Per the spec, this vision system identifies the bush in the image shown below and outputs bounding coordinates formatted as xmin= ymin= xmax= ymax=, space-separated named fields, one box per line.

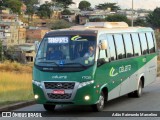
xmin=105 ymin=14 xmax=131 ymax=26
xmin=51 ymin=20 xmax=73 ymax=30
xmin=61 ymin=9 xmax=73 ymax=15
xmin=0 ymin=60 xmax=32 ymax=73
xmin=89 ymin=18 xmax=106 ymax=22
xmin=155 ymin=31 xmax=160 ymax=49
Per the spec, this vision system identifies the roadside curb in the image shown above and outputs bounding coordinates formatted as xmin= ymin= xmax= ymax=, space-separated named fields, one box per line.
xmin=0 ymin=100 xmax=36 ymax=111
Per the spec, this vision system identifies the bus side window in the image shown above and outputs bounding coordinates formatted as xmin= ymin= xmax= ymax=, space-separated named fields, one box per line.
xmin=106 ymin=34 xmax=116 ymax=61
xmin=123 ymin=34 xmax=134 ymax=58
xmin=151 ymin=32 xmax=156 ymax=53
xmin=139 ymin=33 xmax=148 ymax=55
xmin=131 ymin=33 xmax=141 ymax=56
xmin=98 ymin=45 xmax=108 ymax=66
xmin=114 ymin=34 xmax=125 ymax=59
xmin=99 ymin=48 xmax=107 ymax=58
xmin=146 ymin=32 xmax=155 ymax=53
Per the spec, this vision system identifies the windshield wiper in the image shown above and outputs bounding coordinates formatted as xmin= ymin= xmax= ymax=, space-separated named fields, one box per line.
xmin=38 ymin=61 xmax=59 ymax=66
xmin=37 ymin=57 xmax=46 ymax=60
xmin=63 ymin=63 xmax=87 ymax=68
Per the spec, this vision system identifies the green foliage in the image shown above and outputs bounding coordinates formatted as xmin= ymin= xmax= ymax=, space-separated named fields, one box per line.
xmin=51 ymin=20 xmax=72 ymax=30
xmin=23 ymin=0 xmax=39 ymax=21
xmin=58 ymin=0 xmax=75 ymax=9
xmin=0 ymin=0 xmax=4 ymax=10
xmin=134 ymin=18 xmax=148 ymax=27
xmin=155 ymin=32 xmax=160 ymax=49
xmin=78 ymin=1 xmax=91 ymax=11
xmin=2 ymin=0 xmax=22 ymax=14
xmin=61 ymin=9 xmax=72 ymax=15
xmin=146 ymin=7 xmax=160 ymax=28
xmin=89 ymin=18 xmax=105 ymax=22
xmin=105 ymin=14 xmax=131 ymax=25
xmin=23 ymin=0 xmax=39 ymax=5
xmin=37 ymin=3 xmax=53 ymax=19
xmin=96 ymin=3 xmax=120 ymax=11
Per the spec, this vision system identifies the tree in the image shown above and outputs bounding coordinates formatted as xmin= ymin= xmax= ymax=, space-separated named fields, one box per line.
xmin=37 ymin=2 xmax=53 ymax=19
xmin=61 ymin=9 xmax=72 ymax=15
xmin=51 ymin=20 xmax=72 ymax=30
xmin=89 ymin=18 xmax=105 ymax=22
xmin=0 ymin=0 xmax=4 ymax=10
xmin=58 ymin=0 xmax=75 ymax=9
xmin=134 ymin=18 xmax=148 ymax=27
xmin=78 ymin=1 xmax=91 ymax=11
xmin=96 ymin=3 xmax=120 ymax=11
xmin=105 ymin=14 xmax=131 ymax=25
xmin=146 ymin=7 xmax=160 ymax=28
xmin=51 ymin=0 xmax=62 ymax=9
xmin=23 ymin=0 xmax=39 ymax=21
xmin=2 ymin=0 xmax=22 ymax=14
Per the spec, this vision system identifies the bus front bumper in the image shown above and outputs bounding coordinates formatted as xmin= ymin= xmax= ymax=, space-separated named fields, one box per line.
xmin=32 ymin=82 xmax=100 ymax=105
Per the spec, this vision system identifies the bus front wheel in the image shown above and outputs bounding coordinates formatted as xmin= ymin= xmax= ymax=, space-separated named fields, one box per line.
xmin=43 ymin=104 xmax=56 ymax=111
xmin=92 ymin=92 xmax=105 ymax=112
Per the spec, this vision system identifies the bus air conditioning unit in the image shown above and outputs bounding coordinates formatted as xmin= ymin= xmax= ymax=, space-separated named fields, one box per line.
xmin=85 ymin=22 xmax=129 ymax=28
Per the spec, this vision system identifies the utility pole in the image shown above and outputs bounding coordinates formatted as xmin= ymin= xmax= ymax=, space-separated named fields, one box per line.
xmin=131 ymin=0 xmax=134 ymax=27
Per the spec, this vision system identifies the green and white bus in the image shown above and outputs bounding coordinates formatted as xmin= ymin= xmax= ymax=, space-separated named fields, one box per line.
xmin=33 ymin=22 xmax=157 ymax=112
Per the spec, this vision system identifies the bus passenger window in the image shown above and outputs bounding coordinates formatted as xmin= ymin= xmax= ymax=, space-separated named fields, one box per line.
xmin=98 ymin=49 xmax=108 ymax=66
xmin=139 ymin=33 xmax=148 ymax=55
xmin=123 ymin=34 xmax=134 ymax=58
xmin=146 ymin=32 xmax=155 ymax=53
xmin=114 ymin=34 xmax=125 ymax=59
xmin=131 ymin=33 xmax=141 ymax=56
xmin=99 ymin=50 xmax=106 ymax=59
xmin=106 ymin=35 xmax=116 ymax=61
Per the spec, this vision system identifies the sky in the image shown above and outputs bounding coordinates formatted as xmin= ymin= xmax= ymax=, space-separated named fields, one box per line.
xmin=71 ymin=0 xmax=160 ymax=10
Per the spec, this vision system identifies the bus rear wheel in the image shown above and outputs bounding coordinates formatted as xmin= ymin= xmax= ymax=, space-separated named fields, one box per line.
xmin=133 ymin=80 xmax=143 ymax=97
xmin=92 ymin=92 xmax=105 ymax=112
xmin=128 ymin=80 xmax=143 ymax=98
xmin=43 ymin=104 xmax=56 ymax=111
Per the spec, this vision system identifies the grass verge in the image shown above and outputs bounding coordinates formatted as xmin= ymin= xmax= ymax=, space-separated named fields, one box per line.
xmin=0 ymin=61 xmax=33 ymax=107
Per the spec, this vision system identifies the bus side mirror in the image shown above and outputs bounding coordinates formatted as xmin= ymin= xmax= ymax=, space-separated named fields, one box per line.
xmin=35 ymin=41 xmax=40 ymax=53
xmin=99 ymin=40 xmax=107 ymax=50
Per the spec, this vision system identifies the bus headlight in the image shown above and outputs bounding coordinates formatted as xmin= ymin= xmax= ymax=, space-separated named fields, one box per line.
xmin=78 ymin=80 xmax=94 ymax=89
xmin=32 ymin=80 xmax=42 ymax=88
xmin=84 ymin=95 xmax=90 ymax=101
xmin=34 ymin=94 xmax=39 ymax=99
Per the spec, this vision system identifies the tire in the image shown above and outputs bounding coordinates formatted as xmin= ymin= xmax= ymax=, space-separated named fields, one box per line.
xmin=133 ymin=80 xmax=143 ymax=98
xmin=92 ymin=92 xmax=105 ymax=112
xmin=128 ymin=92 xmax=134 ymax=98
xmin=43 ymin=104 xmax=56 ymax=111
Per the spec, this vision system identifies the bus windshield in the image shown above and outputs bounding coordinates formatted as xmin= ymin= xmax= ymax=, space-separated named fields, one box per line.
xmin=35 ymin=35 xmax=96 ymax=69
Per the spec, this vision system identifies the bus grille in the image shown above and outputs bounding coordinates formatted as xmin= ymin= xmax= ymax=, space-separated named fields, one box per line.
xmin=44 ymin=82 xmax=75 ymax=89
xmin=47 ymin=93 xmax=72 ymax=99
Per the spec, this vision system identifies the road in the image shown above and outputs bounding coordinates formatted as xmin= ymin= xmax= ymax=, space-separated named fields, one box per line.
xmin=1 ymin=78 xmax=160 ymax=120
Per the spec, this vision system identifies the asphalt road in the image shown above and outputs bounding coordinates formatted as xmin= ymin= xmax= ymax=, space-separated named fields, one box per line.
xmin=1 ymin=78 xmax=160 ymax=120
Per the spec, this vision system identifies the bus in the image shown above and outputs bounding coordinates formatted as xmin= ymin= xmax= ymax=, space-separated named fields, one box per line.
xmin=32 ymin=22 xmax=157 ymax=112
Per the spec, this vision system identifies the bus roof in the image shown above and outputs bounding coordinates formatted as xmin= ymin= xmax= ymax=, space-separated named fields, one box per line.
xmin=45 ymin=22 xmax=153 ymax=37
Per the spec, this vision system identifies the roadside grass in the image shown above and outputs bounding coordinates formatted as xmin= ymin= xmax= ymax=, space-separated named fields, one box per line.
xmin=0 ymin=61 xmax=34 ymax=107
xmin=0 ymin=72 xmax=34 ymax=107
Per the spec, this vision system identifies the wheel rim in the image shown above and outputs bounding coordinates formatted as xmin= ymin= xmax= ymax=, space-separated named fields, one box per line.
xmin=138 ymin=82 xmax=142 ymax=95
xmin=98 ymin=95 xmax=104 ymax=109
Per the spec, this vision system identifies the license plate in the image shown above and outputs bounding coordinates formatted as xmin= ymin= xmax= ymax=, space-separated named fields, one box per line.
xmin=53 ymin=90 xmax=65 ymax=94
